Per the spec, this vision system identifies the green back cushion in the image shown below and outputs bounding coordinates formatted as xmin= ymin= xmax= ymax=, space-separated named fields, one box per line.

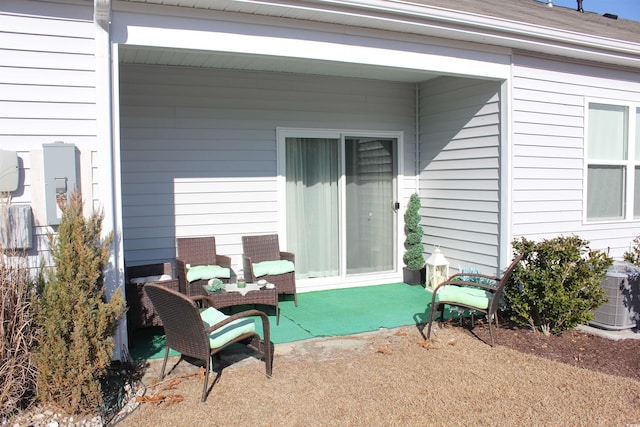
xmin=200 ymin=307 xmax=256 ymax=348
xmin=435 ymin=285 xmax=492 ymax=310
xmin=187 ymin=264 xmax=231 ymax=282
xmin=252 ymin=260 xmax=295 ymax=277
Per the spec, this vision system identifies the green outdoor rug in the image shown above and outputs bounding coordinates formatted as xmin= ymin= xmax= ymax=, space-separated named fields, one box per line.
xmin=129 ymin=283 xmax=433 ymax=361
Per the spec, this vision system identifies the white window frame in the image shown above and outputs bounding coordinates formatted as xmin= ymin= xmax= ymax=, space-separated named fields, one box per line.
xmin=583 ymin=98 xmax=639 ymax=223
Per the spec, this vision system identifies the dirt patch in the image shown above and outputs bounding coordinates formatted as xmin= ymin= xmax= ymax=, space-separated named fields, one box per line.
xmin=118 ymin=323 xmax=640 ymax=426
xmin=472 ymin=321 xmax=640 ymax=382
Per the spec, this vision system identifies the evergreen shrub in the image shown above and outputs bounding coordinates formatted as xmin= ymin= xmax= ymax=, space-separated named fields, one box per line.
xmin=34 ymin=191 xmax=125 ymax=414
xmin=623 ymin=235 xmax=640 ymax=266
xmin=504 ymin=235 xmax=611 ymax=335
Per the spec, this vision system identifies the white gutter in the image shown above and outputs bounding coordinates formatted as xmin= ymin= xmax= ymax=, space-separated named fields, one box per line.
xmin=228 ymin=0 xmax=640 ymax=68
xmin=95 ymin=0 xmax=126 ymax=361
xmin=414 ymin=83 xmax=419 ymax=193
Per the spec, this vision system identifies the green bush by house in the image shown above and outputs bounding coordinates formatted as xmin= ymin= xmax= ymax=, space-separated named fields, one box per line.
xmin=34 ymin=191 xmax=125 ymax=414
xmin=504 ymin=235 xmax=611 ymax=336
xmin=623 ymin=235 xmax=640 ymax=266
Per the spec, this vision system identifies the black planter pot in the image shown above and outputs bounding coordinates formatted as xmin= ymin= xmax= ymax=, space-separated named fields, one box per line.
xmin=403 ymin=266 xmax=426 ymax=286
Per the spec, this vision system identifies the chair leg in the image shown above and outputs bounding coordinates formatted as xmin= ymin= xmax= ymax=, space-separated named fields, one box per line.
xmin=426 ymin=303 xmax=438 ymax=339
xmin=488 ymin=319 xmax=495 ymax=347
xmin=265 ymin=341 xmax=274 ymax=377
xmin=202 ymin=356 xmax=211 ymax=402
xmin=293 ymin=292 xmax=298 ymax=307
xmin=160 ymin=346 xmax=170 ymax=380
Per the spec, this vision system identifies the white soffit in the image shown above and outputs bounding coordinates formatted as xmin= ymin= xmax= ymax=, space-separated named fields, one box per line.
xmin=118 ymin=45 xmax=442 ymax=83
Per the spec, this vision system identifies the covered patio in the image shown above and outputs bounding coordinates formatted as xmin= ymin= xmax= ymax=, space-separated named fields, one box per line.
xmin=109 ymin=0 xmax=510 ymax=358
xmin=128 ymin=282 xmax=433 ymax=360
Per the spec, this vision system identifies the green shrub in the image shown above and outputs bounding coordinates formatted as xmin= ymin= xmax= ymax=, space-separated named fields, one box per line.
xmin=504 ymin=235 xmax=611 ymax=336
xmin=623 ymin=235 xmax=640 ymax=266
xmin=403 ymin=193 xmax=425 ymax=270
xmin=34 ymin=191 xmax=125 ymax=414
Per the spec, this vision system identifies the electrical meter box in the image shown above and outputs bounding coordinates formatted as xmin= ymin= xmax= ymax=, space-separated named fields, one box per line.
xmin=43 ymin=142 xmax=77 ymax=225
xmin=0 ymin=149 xmax=19 ymax=192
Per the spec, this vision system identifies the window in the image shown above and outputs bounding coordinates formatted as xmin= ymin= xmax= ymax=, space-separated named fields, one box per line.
xmin=586 ymin=102 xmax=639 ymax=221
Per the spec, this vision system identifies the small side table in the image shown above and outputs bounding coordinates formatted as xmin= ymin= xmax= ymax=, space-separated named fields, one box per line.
xmin=204 ymin=284 xmax=280 ymax=325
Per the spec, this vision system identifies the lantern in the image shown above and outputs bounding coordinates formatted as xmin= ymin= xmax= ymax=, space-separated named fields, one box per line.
xmin=425 ymin=246 xmax=449 ymax=290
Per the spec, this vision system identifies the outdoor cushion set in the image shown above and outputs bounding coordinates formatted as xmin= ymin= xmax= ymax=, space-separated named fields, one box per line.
xmin=124 ymin=235 xmax=290 ymax=400
xmin=126 ymin=235 xmax=296 ymax=331
xmin=426 ymin=254 xmax=524 ymax=347
xmin=144 ymin=283 xmax=274 ymax=402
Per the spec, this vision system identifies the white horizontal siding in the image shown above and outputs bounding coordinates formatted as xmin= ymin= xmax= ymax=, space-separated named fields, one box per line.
xmin=0 ymin=101 xmax=97 ymax=119
xmin=511 ymin=53 xmax=640 ymax=258
xmin=419 ymin=76 xmax=502 ymax=273
xmin=0 ymin=67 xmax=95 ymax=87
xmin=120 ymin=64 xmax=416 ymax=267
xmin=0 ymin=0 xmax=96 ymax=271
xmin=0 ymin=0 xmax=96 ymax=142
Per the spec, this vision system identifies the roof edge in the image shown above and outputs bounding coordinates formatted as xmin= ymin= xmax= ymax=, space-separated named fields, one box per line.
xmin=227 ymin=0 xmax=640 ymax=68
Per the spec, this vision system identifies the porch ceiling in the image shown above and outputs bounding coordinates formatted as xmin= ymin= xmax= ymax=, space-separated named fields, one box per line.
xmin=119 ymin=45 xmax=442 ymax=83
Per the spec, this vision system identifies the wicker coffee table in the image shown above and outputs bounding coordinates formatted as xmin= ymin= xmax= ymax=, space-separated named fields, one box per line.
xmin=203 ymin=283 xmax=280 ymax=325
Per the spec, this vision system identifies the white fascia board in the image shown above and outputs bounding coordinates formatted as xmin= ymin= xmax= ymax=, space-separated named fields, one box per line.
xmin=223 ymin=0 xmax=640 ymax=68
xmin=337 ymin=0 xmax=639 ymax=54
xmin=111 ymin=5 xmax=510 ymax=80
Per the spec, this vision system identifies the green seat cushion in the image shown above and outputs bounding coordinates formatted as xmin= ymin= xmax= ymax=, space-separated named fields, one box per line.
xmin=186 ymin=264 xmax=231 ymax=282
xmin=435 ymin=285 xmax=492 ymax=310
xmin=200 ymin=307 xmax=256 ymax=348
xmin=252 ymin=260 xmax=295 ymax=278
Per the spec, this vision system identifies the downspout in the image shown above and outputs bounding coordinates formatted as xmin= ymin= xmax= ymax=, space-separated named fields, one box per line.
xmin=95 ymin=0 xmax=124 ymax=361
xmin=415 ymin=83 xmax=420 ymax=192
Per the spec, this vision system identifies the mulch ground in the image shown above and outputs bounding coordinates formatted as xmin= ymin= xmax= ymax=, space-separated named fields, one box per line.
xmin=458 ymin=318 xmax=640 ymax=382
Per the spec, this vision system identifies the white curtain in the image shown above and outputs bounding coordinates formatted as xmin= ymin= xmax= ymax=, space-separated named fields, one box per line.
xmin=635 ymin=108 xmax=640 ymax=217
xmin=587 ymin=104 xmax=628 ymax=219
xmin=635 ymin=167 xmax=640 ymax=218
xmin=587 ymin=166 xmax=624 ymax=219
xmin=286 ymin=138 xmax=340 ymax=278
xmin=588 ymin=103 xmax=628 ymax=160
xmin=635 ymin=108 xmax=640 ymax=161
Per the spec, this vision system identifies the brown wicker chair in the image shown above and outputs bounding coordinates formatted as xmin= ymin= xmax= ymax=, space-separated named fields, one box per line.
xmin=144 ymin=283 xmax=273 ymax=402
xmin=426 ymin=254 xmax=524 ymax=346
xmin=242 ymin=234 xmax=298 ymax=306
xmin=176 ymin=236 xmax=232 ymax=297
xmin=125 ymin=262 xmax=179 ymax=332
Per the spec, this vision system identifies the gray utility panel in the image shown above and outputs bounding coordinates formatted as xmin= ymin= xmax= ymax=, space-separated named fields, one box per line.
xmin=43 ymin=142 xmax=77 ymax=225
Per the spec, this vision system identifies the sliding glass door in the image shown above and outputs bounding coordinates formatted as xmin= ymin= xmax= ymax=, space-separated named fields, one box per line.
xmin=345 ymin=137 xmax=395 ymax=274
xmin=284 ymin=132 xmax=398 ymax=280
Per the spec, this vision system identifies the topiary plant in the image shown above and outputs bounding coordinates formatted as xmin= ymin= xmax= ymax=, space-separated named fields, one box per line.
xmin=34 ymin=190 xmax=125 ymax=414
xmin=403 ymin=193 xmax=425 ymax=270
xmin=504 ymin=235 xmax=611 ymax=336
